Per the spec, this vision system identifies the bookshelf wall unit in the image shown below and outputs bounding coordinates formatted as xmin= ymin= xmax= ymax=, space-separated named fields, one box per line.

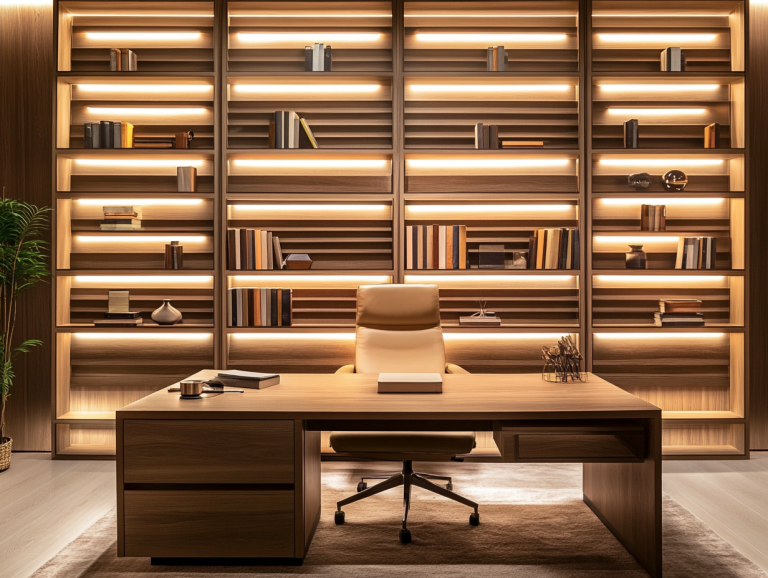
xmin=52 ymin=0 xmax=750 ymax=459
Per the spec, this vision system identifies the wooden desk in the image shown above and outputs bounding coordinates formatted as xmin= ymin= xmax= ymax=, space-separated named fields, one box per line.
xmin=116 ymin=372 xmax=662 ymax=577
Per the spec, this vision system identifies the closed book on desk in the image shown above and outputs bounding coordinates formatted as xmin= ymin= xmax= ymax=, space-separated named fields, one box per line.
xmin=378 ymin=373 xmax=443 ymax=393
xmin=217 ymin=369 xmax=280 ymax=389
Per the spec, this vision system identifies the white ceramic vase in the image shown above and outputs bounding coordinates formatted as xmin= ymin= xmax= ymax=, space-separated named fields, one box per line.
xmin=151 ymin=300 xmax=182 ymax=325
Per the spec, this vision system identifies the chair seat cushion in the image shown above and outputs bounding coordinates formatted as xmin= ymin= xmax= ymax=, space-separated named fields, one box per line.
xmin=329 ymin=431 xmax=475 ymax=455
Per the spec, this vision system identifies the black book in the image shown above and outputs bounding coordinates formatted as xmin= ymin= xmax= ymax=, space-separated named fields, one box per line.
xmin=230 ymin=288 xmax=238 ymax=327
xmin=270 ymin=288 xmax=278 ymax=326
xmin=104 ymin=311 xmax=142 ymax=319
xmin=274 ymin=110 xmax=283 ymax=149
xmin=324 ymin=45 xmax=332 ymax=72
xmin=489 ymin=125 xmax=499 ymax=149
xmin=559 ymin=228 xmax=569 ymax=269
xmin=282 ymin=288 xmax=292 ymax=326
xmin=572 ymin=229 xmax=580 ymax=269
xmin=84 ymin=122 xmax=92 ymax=148
xmin=624 ymin=119 xmax=639 ymax=149
xmin=452 ymin=225 xmax=460 ymax=269
xmin=527 ymin=236 xmax=536 ymax=269
xmin=91 ymin=122 xmax=100 ymax=149
xmin=304 ymin=46 xmax=313 ymax=71
xmin=100 ymin=121 xmax=114 ymax=149
xmin=412 ymin=225 xmax=418 ymax=269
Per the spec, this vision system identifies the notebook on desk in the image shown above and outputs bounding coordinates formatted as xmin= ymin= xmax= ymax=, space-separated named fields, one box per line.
xmin=378 ymin=373 xmax=443 ymax=394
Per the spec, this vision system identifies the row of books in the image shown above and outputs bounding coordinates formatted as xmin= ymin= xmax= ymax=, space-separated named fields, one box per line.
xmin=226 ymin=229 xmax=284 ymax=270
xmin=84 ymin=121 xmax=134 ymax=149
xmin=675 ymin=237 xmax=717 ymax=270
xmin=528 ymin=228 xmax=580 ymax=270
xmin=486 ymin=46 xmax=509 ymax=71
xmin=641 ymin=205 xmax=666 ymax=232
xmin=473 ymin=123 xmax=544 ymax=149
xmin=660 ymin=47 xmax=685 ymax=72
xmin=228 ymin=288 xmax=292 ymax=327
xmin=100 ymin=205 xmax=142 ymax=231
xmin=109 ymin=48 xmax=138 ymax=71
xmin=405 ymin=225 xmax=468 ymax=270
xmin=304 ymin=44 xmax=332 ymax=71
xmin=270 ymin=111 xmax=318 ymax=149
xmin=654 ymin=299 xmax=704 ymax=327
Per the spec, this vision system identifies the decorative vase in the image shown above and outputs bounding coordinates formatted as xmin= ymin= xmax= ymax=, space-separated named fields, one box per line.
xmin=625 ymin=245 xmax=647 ymax=269
xmin=151 ymin=300 xmax=182 ymax=325
xmin=662 ymin=169 xmax=688 ymax=191
xmin=510 ymin=251 xmax=527 ymax=269
xmin=0 ymin=437 xmax=12 ymax=472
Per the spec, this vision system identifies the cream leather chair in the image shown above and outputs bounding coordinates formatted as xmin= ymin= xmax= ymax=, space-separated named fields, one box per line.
xmin=330 ymin=284 xmax=480 ymax=544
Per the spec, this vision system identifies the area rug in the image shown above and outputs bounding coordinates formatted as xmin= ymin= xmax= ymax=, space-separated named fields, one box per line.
xmin=31 ymin=462 xmax=767 ymax=578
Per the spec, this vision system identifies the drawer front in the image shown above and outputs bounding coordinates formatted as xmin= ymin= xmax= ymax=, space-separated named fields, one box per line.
xmin=124 ymin=420 xmax=294 ymax=484
xmin=124 ymin=490 xmax=294 ymax=558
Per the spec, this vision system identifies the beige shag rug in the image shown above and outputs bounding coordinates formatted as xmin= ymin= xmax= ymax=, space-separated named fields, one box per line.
xmin=32 ymin=462 xmax=767 ymax=578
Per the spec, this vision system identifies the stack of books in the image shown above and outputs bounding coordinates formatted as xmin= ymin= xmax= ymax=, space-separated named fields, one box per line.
xmin=527 ymin=228 xmax=580 ymax=270
xmin=100 ymin=205 xmax=142 ymax=231
xmin=208 ymin=370 xmax=280 ymax=390
xmin=227 ymin=287 xmax=292 ymax=327
xmin=654 ymin=299 xmax=704 ymax=327
xmin=704 ymin=123 xmax=721 ymax=148
xmin=304 ymin=43 xmax=332 ymax=71
xmin=84 ymin=121 xmax=133 ymax=148
xmin=94 ymin=289 xmax=143 ymax=327
xmin=675 ymin=237 xmax=717 ymax=269
xmin=226 ymin=229 xmax=283 ymax=270
xmin=109 ymin=48 xmax=138 ymax=71
xmin=405 ymin=225 xmax=467 ymax=270
xmin=474 ymin=123 xmax=500 ymax=149
xmin=641 ymin=205 xmax=666 ymax=231
xmin=487 ymin=46 xmax=508 ymax=71
xmin=270 ymin=111 xmax=318 ymax=149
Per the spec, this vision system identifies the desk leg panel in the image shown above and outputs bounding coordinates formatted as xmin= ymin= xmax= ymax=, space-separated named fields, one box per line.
xmin=583 ymin=417 xmax=662 ymax=578
xmin=295 ymin=421 xmax=321 ymax=558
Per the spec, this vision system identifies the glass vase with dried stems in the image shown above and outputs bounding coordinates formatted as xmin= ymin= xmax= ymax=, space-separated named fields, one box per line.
xmin=0 ymin=188 xmax=51 ymax=471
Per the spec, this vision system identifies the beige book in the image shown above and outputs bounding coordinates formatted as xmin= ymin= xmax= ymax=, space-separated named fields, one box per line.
xmin=378 ymin=373 xmax=443 ymax=394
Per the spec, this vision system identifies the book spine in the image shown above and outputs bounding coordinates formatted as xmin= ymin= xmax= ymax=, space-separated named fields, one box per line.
xmin=99 ymin=121 xmax=112 ymax=149
xmin=446 ymin=225 xmax=454 ymax=269
xmin=675 ymin=237 xmax=685 ymax=269
xmin=324 ymin=45 xmax=332 ymax=72
xmin=84 ymin=123 xmax=92 ymax=148
xmin=110 ymin=48 xmax=119 ymax=71
xmin=406 ymin=225 xmax=413 ymax=269
xmin=527 ymin=236 xmax=535 ymax=269
xmin=475 ymin=123 xmax=484 ymax=149
xmin=261 ymin=230 xmax=268 ymax=271
xmin=458 ymin=225 xmax=467 ymax=269
xmin=239 ymin=228 xmax=247 ymax=270
xmin=452 ymin=225 xmax=460 ymax=269
xmin=121 ymin=50 xmax=129 ymax=72
xmin=270 ymin=288 xmax=278 ymax=327
xmin=487 ymin=47 xmax=493 ymax=71
xmin=483 ymin=124 xmax=490 ymax=149
xmin=499 ymin=47 xmax=507 ymax=71
xmin=422 ymin=225 xmax=428 ymax=269
xmin=492 ymin=46 xmax=498 ymax=71
xmin=304 ymin=46 xmax=313 ymax=71
xmin=282 ymin=288 xmax=292 ymax=326
xmin=130 ymin=50 xmax=137 ymax=71
xmin=439 ymin=225 xmax=446 ymax=270
xmin=113 ymin=121 xmax=121 ymax=148
xmin=274 ymin=111 xmax=283 ymax=149
xmin=489 ymin=125 xmax=499 ymax=149
xmin=624 ymin=119 xmax=639 ymax=149
xmin=432 ymin=224 xmax=439 ymax=270
xmin=277 ymin=289 xmax=283 ymax=327
xmin=425 ymin=224 xmax=433 ymax=269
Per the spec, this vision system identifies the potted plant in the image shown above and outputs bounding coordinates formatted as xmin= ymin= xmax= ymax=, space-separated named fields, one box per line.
xmin=0 ymin=190 xmax=51 ymax=472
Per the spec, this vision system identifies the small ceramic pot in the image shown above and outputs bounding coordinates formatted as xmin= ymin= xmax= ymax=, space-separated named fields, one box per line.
xmin=151 ymin=300 xmax=182 ymax=325
xmin=625 ymin=245 xmax=647 ymax=269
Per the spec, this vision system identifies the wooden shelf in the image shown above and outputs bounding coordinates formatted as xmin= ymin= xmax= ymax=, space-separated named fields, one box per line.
xmin=57 ymin=411 xmax=116 ymax=421
xmin=663 ymin=445 xmax=743 ymax=457
xmin=662 ymin=411 xmax=744 ymax=421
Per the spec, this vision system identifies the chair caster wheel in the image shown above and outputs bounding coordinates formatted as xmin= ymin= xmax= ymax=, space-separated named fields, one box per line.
xmin=335 ymin=511 xmax=345 ymax=525
xmin=399 ymin=528 xmax=412 ymax=544
xmin=357 ymin=481 xmax=368 ymax=492
xmin=446 ymin=483 xmax=453 ymax=491
xmin=469 ymin=512 xmax=480 ymax=526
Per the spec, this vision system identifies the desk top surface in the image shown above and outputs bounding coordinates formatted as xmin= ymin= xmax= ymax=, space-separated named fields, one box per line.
xmin=117 ymin=371 xmax=660 ymax=420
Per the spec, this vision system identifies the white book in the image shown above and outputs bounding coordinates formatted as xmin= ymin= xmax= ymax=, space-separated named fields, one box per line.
xmin=313 ymin=43 xmax=322 ymax=71
xmin=378 ymin=373 xmax=443 ymax=394
xmin=260 ymin=230 xmax=268 ymax=270
xmin=686 ymin=238 xmax=696 ymax=269
xmin=234 ymin=228 xmax=241 ymax=270
xmin=439 ymin=225 xmax=446 ymax=269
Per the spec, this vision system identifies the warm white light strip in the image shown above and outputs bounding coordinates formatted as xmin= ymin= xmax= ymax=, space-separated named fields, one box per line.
xmin=406 ymin=275 xmax=574 ymax=283
xmin=595 ymin=275 xmax=725 ymax=282
xmin=598 ymin=84 xmax=719 ymax=92
xmin=233 ymin=159 xmax=387 ymax=169
xmin=76 ymin=235 xmax=207 ymax=243
xmin=86 ymin=107 xmax=207 ymax=115
xmin=406 ymin=204 xmax=571 ymax=213
xmin=443 ymin=333 xmax=569 ymax=340
xmin=233 ymin=275 xmax=391 ymax=283
xmin=407 ymin=159 xmax=570 ymax=169
xmin=0 ymin=0 xmax=50 ymax=5
xmin=77 ymin=198 xmax=204 ymax=206
xmin=231 ymin=333 xmax=356 ymax=340
xmin=232 ymin=204 xmax=388 ymax=211
xmin=608 ymin=108 xmax=706 ymax=116
xmin=85 ymin=32 xmax=202 ymax=41
xmin=231 ymin=13 xmax=390 ymax=18
xmin=409 ymin=84 xmax=571 ymax=93
xmin=594 ymin=236 xmax=681 ymax=243
xmin=600 ymin=198 xmax=724 ymax=206
xmin=78 ymin=84 xmax=212 ymax=93
xmin=237 ymin=32 xmax=382 ymax=42
xmin=233 ymin=84 xmax=381 ymax=94
xmin=596 ymin=33 xmax=717 ymax=43
xmin=405 ymin=14 xmax=576 ymax=18
xmin=75 ymin=159 xmax=205 ymax=168
xmin=598 ymin=159 xmax=724 ymax=167
xmin=415 ymin=33 xmax=567 ymax=43
xmin=595 ymin=332 xmax=724 ymax=339
xmin=74 ymin=332 xmax=211 ymax=340
xmin=72 ymin=13 xmax=212 ymax=17
xmin=74 ymin=276 xmax=213 ymax=283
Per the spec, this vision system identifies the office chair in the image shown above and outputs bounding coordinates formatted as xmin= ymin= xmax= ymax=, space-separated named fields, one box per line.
xmin=330 ymin=284 xmax=480 ymax=544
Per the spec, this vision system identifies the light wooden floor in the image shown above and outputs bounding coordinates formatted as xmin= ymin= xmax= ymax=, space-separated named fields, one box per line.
xmin=0 ymin=453 xmax=115 ymax=578
xmin=1 ymin=452 xmax=767 ymax=578
xmin=662 ymin=450 xmax=768 ymax=573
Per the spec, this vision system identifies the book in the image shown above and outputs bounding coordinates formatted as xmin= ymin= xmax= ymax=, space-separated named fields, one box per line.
xmin=474 ymin=123 xmax=484 ymax=149
xmin=274 ymin=110 xmax=283 ymax=148
xmin=84 ymin=123 xmax=92 ymax=148
xmin=459 ymin=315 xmax=501 ymax=326
xmin=94 ymin=318 xmax=143 ymax=327
xmin=704 ymin=123 xmax=721 ymax=148
xmin=113 ymin=121 xmax=121 ymax=148
xmin=501 ymin=141 xmax=545 ymax=148
xmin=489 ymin=125 xmax=499 ymax=149
xmin=103 ymin=206 xmax=140 ymax=218
xmin=120 ymin=122 xmax=134 ymax=148
xmin=216 ymin=370 xmax=280 ymax=388
xmin=641 ymin=205 xmax=666 ymax=231
xmin=660 ymin=47 xmax=684 ymax=72
xmin=272 ymin=237 xmax=283 ymax=269
xmin=304 ymin=46 xmax=313 ymax=71
xmin=109 ymin=48 xmax=121 ymax=71
xmin=324 ymin=44 xmax=332 ymax=72
xmin=120 ymin=49 xmax=138 ymax=72
xmin=660 ymin=299 xmax=702 ymax=314
xmin=624 ymin=119 xmax=639 ymax=148
xmin=313 ymin=43 xmax=324 ymax=71
xmin=377 ymin=373 xmax=443 ymax=394
xmin=104 ymin=311 xmax=142 ymax=319
xmin=654 ymin=312 xmax=705 ymax=327
xmin=99 ymin=121 xmax=113 ymax=149
xmin=91 ymin=122 xmax=100 ymax=148
xmin=108 ymin=290 xmax=130 ymax=313
xmin=486 ymin=46 xmax=508 ymax=71
xmin=299 ymin=118 xmax=318 ymax=148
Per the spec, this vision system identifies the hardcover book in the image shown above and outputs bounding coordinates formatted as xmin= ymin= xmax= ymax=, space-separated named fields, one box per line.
xmin=377 ymin=373 xmax=443 ymax=394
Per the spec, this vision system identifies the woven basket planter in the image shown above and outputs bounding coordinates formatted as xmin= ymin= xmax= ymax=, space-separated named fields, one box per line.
xmin=0 ymin=437 xmax=12 ymax=472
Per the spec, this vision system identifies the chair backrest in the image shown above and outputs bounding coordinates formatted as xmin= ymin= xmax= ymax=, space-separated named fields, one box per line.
xmin=354 ymin=284 xmax=446 ymax=374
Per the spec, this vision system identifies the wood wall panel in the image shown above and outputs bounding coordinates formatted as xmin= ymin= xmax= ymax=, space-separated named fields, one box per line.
xmin=0 ymin=1 xmax=54 ymax=451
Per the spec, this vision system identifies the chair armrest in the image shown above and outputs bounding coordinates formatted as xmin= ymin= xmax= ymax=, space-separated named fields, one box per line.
xmin=445 ymin=363 xmax=470 ymax=374
xmin=336 ymin=364 xmax=355 ymax=374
